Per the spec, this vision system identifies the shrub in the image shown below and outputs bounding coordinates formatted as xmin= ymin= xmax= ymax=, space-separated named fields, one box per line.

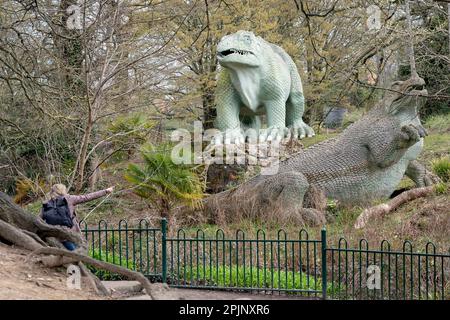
xmin=87 ymin=249 xmax=134 ymax=281
xmin=431 ymin=157 xmax=450 ymax=182
xmin=434 ymin=182 xmax=448 ymax=195
xmin=170 ymin=264 xmax=340 ymax=295
xmin=124 ymin=145 xmax=204 ymax=217
xmin=107 ymin=113 xmax=155 ymax=162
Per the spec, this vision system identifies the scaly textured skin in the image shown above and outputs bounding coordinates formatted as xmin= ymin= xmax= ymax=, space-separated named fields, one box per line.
xmin=206 ymin=77 xmax=435 ymax=226
xmin=214 ymin=30 xmax=314 ymax=143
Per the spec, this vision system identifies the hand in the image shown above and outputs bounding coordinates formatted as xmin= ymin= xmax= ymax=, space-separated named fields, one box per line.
xmin=106 ymin=186 xmax=114 ymax=194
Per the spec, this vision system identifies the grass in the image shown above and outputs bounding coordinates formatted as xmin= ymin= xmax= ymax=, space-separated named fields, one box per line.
xmin=424 ymin=113 xmax=450 ymax=133
xmin=432 ymin=157 xmax=450 ymax=182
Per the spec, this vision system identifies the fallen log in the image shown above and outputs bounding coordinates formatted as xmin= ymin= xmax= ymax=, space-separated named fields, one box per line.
xmin=354 ymin=186 xmax=435 ymax=229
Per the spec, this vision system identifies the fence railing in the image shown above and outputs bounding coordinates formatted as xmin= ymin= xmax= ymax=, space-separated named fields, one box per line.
xmin=81 ymin=219 xmax=449 ymax=300
xmin=165 ymin=228 xmax=323 ymax=298
xmin=80 ymin=219 xmax=162 ymax=280
xmin=327 ymin=239 xmax=450 ymax=300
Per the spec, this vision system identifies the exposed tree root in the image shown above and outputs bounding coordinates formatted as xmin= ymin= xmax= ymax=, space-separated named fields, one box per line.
xmin=78 ymin=262 xmax=110 ymax=296
xmin=0 ymin=192 xmax=83 ymax=247
xmin=0 ymin=219 xmax=43 ymax=251
xmin=0 ymin=192 xmax=158 ymax=299
xmin=354 ymin=186 xmax=435 ymax=229
xmin=30 ymin=247 xmax=156 ymax=299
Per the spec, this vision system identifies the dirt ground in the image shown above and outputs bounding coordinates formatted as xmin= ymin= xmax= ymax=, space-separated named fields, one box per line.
xmin=0 ymin=243 xmax=311 ymax=300
xmin=0 ymin=243 xmax=104 ymax=300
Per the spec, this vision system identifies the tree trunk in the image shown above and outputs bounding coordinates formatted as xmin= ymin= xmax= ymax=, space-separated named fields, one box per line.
xmin=74 ymin=113 xmax=93 ymax=192
xmin=448 ymin=3 xmax=450 ymax=59
xmin=405 ymin=0 xmax=418 ymax=78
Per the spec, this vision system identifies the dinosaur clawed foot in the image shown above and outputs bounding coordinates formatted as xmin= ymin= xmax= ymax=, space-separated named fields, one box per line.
xmin=288 ymin=120 xmax=315 ymax=139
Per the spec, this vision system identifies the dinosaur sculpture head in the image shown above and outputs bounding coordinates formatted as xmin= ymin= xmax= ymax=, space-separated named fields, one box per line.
xmin=384 ymin=76 xmax=428 ymax=119
xmin=217 ymin=30 xmax=262 ymax=68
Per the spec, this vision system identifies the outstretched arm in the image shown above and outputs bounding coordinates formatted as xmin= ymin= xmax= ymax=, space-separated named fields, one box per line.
xmin=69 ymin=187 xmax=113 ymax=205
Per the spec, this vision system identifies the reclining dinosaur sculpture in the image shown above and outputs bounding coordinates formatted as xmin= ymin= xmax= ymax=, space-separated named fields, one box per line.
xmin=205 ymin=76 xmax=435 ymax=226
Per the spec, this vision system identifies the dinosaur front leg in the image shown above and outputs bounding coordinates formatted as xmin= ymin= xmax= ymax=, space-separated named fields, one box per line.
xmin=406 ymin=160 xmax=439 ymax=187
xmin=213 ymin=72 xmax=245 ymax=145
xmin=286 ymin=92 xmax=315 ymax=139
xmin=259 ymin=100 xmax=289 ymax=142
xmin=367 ymin=123 xmax=426 ymax=168
xmin=259 ymin=172 xmax=326 ymax=226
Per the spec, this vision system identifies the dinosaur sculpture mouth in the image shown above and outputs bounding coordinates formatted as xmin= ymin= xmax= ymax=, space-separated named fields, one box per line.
xmin=218 ymin=48 xmax=254 ymax=57
xmin=409 ymin=84 xmax=425 ymax=91
xmin=393 ymin=84 xmax=428 ymax=103
xmin=405 ymin=84 xmax=428 ymax=97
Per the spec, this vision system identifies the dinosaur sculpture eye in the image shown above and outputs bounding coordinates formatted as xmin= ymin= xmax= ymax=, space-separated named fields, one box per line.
xmin=243 ymin=35 xmax=251 ymax=44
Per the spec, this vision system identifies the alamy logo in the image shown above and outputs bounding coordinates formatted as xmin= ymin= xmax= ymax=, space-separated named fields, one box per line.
xmin=66 ymin=4 xmax=82 ymax=30
xmin=366 ymin=265 xmax=381 ymax=290
xmin=66 ymin=264 xmax=81 ymax=290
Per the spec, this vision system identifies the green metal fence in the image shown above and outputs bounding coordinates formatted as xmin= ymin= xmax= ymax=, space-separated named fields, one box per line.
xmin=81 ymin=219 xmax=162 ymax=280
xmin=326 ymin=238 xmax=450 ymax=300
xmin=165 ymin=228 xmax=322 ymax=298
xmin=81 ymin=219 xmax=449 ymax=300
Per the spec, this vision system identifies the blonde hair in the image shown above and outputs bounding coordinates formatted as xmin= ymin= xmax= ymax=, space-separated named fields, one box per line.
xmin=49 ymin=184 xmax=68 ymax=200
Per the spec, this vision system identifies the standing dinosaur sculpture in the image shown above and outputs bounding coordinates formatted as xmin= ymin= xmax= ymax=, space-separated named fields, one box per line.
xmin=213 ymin=30 xmax=314 ymax=144
xmin=205 ymin=76 xmax=436 ymax=226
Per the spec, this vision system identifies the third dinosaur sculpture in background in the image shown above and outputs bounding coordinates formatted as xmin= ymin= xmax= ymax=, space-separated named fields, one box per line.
xmin=213 ymin=30 xmax=314 ymax=144
xmin=205 ymin=76 xmax=437 ymax=226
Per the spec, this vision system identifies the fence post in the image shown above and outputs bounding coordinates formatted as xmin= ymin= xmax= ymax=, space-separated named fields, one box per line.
xmin=161 ymin=218 xmax=167 ymax=283
xmin=321 ymin=228 xmax=327 ymax=300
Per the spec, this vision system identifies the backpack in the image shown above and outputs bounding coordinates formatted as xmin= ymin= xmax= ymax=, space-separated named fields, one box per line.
xmin=42 ymin=196 xmax=74 ymax=228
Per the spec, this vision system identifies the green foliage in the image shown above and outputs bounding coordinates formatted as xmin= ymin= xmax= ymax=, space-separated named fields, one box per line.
xmin=434 ymin=182 xmax=448 ymax=195
xmin=425 ymin=113 xmax=450 ymax=134
xmin=107 ymin=113 xmax=155 ymax=162
xmin=173 ymin=264 xmax=338 ymax=295
xmin=326 ymin=199 xmax=339 ymax=216
xmin=432 ymin=157 xmax=450 ymax=183
xmin=24 ymin=201 xmax=43 ymax=216
xmin=415 ymin=9 xmax=450 ymax=119
xmin=124 ymin=145 xmax=204 ymax=216
xmin=87 ymin=249 xmax=132 ymax=281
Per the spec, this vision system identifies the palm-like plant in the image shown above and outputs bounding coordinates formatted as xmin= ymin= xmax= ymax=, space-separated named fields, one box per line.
xmin=125 ymin=146 xmax=204 ymax=217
